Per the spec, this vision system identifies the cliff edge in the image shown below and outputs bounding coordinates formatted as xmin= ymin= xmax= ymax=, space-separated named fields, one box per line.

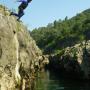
xmin=0 ymin=5 xmax=48 ymax=90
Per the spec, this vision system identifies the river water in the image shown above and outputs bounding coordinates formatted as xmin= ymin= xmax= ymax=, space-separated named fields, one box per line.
xmin=34 ymin=70 xmax=90 ymax=90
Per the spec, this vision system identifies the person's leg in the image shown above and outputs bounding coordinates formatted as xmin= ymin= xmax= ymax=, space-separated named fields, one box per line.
xmin=10 ymin=3 xmax=25 ymax=21
xmin=17 ymin=8 xmax=24 ymax=21
xmin=10 ymin=12 xmax=19 ymax=17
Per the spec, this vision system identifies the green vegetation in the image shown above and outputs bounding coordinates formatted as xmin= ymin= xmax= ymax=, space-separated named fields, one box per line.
xmin=31 ymin=9 xmax=90 ymax=54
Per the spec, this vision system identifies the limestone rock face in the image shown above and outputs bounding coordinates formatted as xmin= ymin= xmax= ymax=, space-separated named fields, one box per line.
xmin=0 ymin=5 xmax=48 ymax=90
xmin=48 ymin=40 xmax=90 ymax=79
xmin=63 ymin=41 xmax=90 ymax=79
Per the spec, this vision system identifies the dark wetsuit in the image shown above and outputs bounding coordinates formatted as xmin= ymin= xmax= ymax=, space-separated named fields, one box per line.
xmin=18 ymin=1 xmax=28 ymax=20
xmin=11 ymin=0 xmax=32 ymax=21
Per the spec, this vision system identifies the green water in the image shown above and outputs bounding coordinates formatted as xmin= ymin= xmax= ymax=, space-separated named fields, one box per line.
xmin=34 ymin=70 xmax=90 ymax=90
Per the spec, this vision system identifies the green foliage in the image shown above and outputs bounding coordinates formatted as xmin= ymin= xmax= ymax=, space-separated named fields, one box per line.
xmin=31 ymin=9 xmax=90 ymax=54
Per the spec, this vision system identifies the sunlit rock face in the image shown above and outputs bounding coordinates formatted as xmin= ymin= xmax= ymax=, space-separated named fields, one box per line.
xmin=0 ymin=5 xmax=49 ymax=90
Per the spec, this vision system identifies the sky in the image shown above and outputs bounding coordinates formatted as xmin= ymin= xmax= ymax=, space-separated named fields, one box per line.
xmin=0 ymin=0 xmax=90 ymax=31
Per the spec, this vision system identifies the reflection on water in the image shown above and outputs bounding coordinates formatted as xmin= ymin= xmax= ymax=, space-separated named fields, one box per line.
xmin=34 ymin=70 xmax=90 ymax=90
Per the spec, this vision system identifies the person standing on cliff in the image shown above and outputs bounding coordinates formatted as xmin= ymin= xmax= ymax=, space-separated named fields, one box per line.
xmin=10 ymin=0 xmax=32 ymax=21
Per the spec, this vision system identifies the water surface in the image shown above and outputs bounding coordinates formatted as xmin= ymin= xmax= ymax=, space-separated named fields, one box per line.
xmin=34 ymin=70 xmax=90 ymax=90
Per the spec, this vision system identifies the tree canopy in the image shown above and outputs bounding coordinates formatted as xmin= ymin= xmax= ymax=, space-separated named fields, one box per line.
xmin=31 ymin=9 xmax=90 ymax=54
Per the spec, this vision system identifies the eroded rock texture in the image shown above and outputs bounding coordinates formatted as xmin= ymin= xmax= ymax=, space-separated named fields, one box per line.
xmin=0 ymin=5 xmax=49 ymax=90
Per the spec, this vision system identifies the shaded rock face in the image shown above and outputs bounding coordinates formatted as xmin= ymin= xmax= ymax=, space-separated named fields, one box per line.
xmin=63 ymin=41 xmax=90 ymax=79
xmin=0 ymin=5 xmax=49 ymax=90
xmin=48 ymin=41 xmax=90 ymax=80
xmin=48 ymin=54 xmax=83 ymax=79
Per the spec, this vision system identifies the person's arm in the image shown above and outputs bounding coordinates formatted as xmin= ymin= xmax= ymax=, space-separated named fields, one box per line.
xmin=27 ymin=0 xmax=32 ymax=3
xmin=17 ymin=0 xmax=27 ymax=2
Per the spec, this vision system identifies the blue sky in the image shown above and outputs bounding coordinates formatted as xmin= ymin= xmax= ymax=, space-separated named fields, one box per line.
xmin=0 ymin=0 xmax=90 ymax=30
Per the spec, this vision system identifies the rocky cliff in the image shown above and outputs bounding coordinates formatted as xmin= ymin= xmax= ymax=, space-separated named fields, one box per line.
xmin=0 ymin=5 xmax=49 ymax=90
xmin=48 ymin=40 xmax=90 ymax=80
